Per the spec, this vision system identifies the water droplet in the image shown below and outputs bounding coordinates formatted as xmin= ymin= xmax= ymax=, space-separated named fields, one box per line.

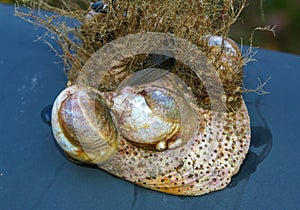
xmin=41 ymin=105 xmax=53 ymax=126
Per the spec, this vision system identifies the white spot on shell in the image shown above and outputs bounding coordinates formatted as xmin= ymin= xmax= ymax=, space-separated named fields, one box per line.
xmin=156 ymin=141 xmax=167 ymax=151
xmin=168 ymin=138 xmax=183 ymax=149
xmin=221 ymin=95 xmax=227 ymax=103
xmin=206 ymin=35 xmax=238 ymax=56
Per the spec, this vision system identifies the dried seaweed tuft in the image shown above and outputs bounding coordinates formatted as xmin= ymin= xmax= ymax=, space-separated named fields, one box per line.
xmin=16 ymin=0 xmax=249 ymax=111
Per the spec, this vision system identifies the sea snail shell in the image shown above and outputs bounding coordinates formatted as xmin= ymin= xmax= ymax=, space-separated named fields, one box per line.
xmin=110 ymin=84 xmax=197 ymax=151
xmin=51 ymin=37 xmax=251 ymax=196
xmin=51 ymin=86 xmax=118 ymax=164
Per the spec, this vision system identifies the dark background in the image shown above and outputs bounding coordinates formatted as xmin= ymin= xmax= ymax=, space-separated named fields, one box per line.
xmin=231 ymin=0 xmax=300 ymax=55
xmin=1 ymin=0 xmax=300 ymax=55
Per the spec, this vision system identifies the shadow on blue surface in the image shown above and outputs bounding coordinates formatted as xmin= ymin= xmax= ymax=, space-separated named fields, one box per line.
xmin=229 ymin=98 xmax=273 ymax=188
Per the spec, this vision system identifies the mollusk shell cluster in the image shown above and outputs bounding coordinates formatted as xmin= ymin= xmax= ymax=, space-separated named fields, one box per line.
xmin=51 ymin=38 xmax=251 ymax=196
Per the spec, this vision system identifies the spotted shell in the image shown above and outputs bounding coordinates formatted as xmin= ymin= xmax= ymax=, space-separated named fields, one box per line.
xmin=100 ymin=100 xmax=250 ymax=195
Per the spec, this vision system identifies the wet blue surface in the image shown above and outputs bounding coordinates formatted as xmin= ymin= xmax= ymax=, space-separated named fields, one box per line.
xmin=1 ymin=3 xmax=300 ymax=210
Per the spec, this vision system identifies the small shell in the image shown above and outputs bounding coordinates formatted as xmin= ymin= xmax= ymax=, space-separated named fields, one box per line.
xmin=205 ymin=35 xmax=240 ymax=58
xmin=204 ymin=35 xmax=242 ymax=71
xmin=111 ymin=86 xmax=185 ymax=151
xmin=51 ymin=85 xmax=118 ymax=164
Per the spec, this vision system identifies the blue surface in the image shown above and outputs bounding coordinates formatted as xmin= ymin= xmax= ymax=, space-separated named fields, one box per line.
xmin=0 ymin=3 xmax=299 ymax=210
